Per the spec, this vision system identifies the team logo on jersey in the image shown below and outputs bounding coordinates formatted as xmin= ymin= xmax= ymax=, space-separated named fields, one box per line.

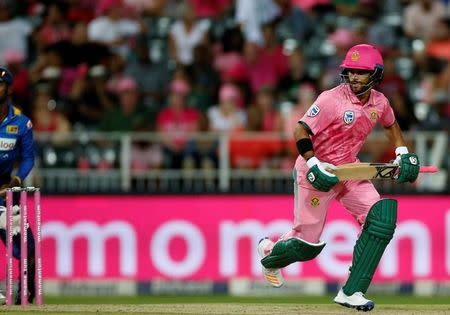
xmin=311 ymin=196 xmax=320 ymax=207
xmin=307 ymin=104 xmax=320 ymax=117
xmin=6 ymin=125 xmax=18 ymax=134
xmin=26 ymin=120 xmax=33 ymax=129
xmin=343 ymin=111 xmax=355 ymax=124
xmin=370 ymin=111 xmax=377 ymax=121
xmin=0 ymin=138 xmax=16 ymax=151
xmin=351 ymin=51 xmax=360 ymax=61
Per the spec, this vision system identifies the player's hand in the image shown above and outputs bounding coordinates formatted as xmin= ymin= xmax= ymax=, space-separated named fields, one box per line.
xmin=306 ymin=157 xmax=339 ymax=192
xmin=396 ymin=153 xmax=420 ymax=183
xmin=0 ymin=184 xmax=8 ymax=198
xmin=0 ymin=177 xmax=20 ymax=197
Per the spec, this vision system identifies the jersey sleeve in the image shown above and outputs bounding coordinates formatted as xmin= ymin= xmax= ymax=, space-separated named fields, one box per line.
xmin=379 ymin=98 xmax=396 ymax=127
xmin=298 ymin=92 xmax=336 ymax=135
xmin=16 ymin=119 xmax=35 ymax=181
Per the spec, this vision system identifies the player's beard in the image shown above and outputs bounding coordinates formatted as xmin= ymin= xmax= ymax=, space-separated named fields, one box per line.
xmin=349 ymin=81 xmax=371 ymax=96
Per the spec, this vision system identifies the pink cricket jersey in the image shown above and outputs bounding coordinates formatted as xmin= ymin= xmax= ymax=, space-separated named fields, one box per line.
xmin=299 ymin=84 xmax=395 ymax=165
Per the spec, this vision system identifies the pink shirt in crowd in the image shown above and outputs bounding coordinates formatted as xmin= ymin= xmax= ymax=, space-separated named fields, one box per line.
xmin=189 ymin=0 xmax=230 ymax=17
xmin=246 ymin=46 xmax=288 ymax=93
xmin=156 ymin=107 xmax=200 ymax=149
xmin=298 ymin=84 xmax=395 ymax=166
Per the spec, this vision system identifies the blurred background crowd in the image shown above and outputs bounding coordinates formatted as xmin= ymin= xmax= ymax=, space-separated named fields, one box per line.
xmin=2 ymin=0 xmax=449 ymax=173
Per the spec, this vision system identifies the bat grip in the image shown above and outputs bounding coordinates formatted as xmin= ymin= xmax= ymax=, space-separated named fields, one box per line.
xmin=419 ymin=166 xmax=438 ymax=173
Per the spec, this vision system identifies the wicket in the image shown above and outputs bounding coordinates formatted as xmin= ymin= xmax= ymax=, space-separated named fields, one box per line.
xmin=5 ymin=187 xmax=43 ymax=306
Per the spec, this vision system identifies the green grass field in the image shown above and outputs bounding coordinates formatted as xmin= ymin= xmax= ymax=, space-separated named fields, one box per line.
xmin=2 ymin=295 xmax=450 ymax=315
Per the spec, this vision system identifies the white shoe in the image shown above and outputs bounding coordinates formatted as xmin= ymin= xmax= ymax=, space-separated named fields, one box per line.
xmin=0 ymin=292 xmax=5 ymax=305
xmin=334 ymin=289 xmax=374 ymax=312
xmin=258 ymin=238 xmax=284 ymax=288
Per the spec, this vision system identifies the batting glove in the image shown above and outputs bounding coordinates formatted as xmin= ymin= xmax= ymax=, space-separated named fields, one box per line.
xmin=306 ymin=157 xmax=339 ymax=192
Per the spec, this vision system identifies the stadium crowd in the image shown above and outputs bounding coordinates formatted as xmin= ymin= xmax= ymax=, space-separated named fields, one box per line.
xmin=1 ymin=0 xmax=449 ymax=171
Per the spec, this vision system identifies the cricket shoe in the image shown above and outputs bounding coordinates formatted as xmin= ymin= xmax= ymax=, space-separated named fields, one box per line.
xmin=0 ymin=291 xmax=5 ymax=305
xmin=334 ymin=289 xmax=374 ymax=312
xmin=258 ymin=238 xmax=284 ymax=288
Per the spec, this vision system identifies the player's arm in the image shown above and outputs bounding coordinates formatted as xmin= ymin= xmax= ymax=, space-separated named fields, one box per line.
xmin=383 ymin=121 xmax=407 ymax=149
xmin=15 ymin=122 xmax=35 ymax=183
xmin=294 ymin=122 xmax=338 ymax=192
xmin=0 ymin=126 xmax=34 ymax=197
xmin=293 ymin=122 xmax=314 ymax=160
xmin=383 ymin=121 xmax=420 ymax=183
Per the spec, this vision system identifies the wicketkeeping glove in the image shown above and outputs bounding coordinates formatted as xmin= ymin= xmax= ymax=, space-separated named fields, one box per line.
xmin=0 ymin=205 xmax=22 ymax=235
xmin=306 ymin=157 xmax=339 ymax=192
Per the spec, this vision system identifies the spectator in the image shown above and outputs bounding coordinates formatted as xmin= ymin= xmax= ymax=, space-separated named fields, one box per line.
xmin=291 ymin=0 xmax=330 ymax=13
xmin=35 ymin=3 xmax=72 ymax=50
xmin=188 ymin=0 xmax=231 ymax=18
xmin=214 ymin=25 xmax=245 ymax=79
xmin=68 ymin=63 xmax=114 ymax=129
xmin=207 ymin=83 xmax=246 ymax=132
xmin=106 ymin=53 xmax=128 ymax=94
xmin=319 ymin=27 xmax=354 ymax=90
xmin=125 ymin=37 xmax=170 ymax=110
xmin=243 ymin=21 xmax=289 ymax=93
xmin=186 ymin=44 xmax=221 ymax=112
xmin=379 ymin=54 xmax=416 ymax=131
xmin=426 ymin=17 xmax=450 ymax=62
xmin=70 ymin=21 xmax=111 ymax=66
xmin=282 ymin=83 xmax=317 ymax=137
xmin=274 ymin=0 xmax=313 ymax=43
xmin=247 ymin=87 xmax=282 ymax=132
xmin=221 ymin=60 xmax=252 ymax=109
xmin=403 ymin=0 xmax=446 ymax=42
xmin=31 ymin=83 xmax=71 ymax=134
xmin=3 ymin=49 xmax=30 ymax=113
xmin=29 ymin=43 xmax=80 ymax=98
xmin=168 ymin=2 xmax=210 ymax=66
xmin=156 ymin=79 xmax=200 ymax=168
xmin=230 ymin=87 xmax=284 ymax=170
xmin=235 ymin=0 xmax=280 ymax=46
xmin=88 ymin=0 xmax=141 ymax=57
xmin=66 ymin=0 xmax=96 ymax=24
xmin=0 ymin=2 xmax=33 ymax=64
xmin=333 ymin=0 xmax=361 ymax=16
xmin=366 ymin=13 xmax=397 ymax=51
xmin=277 ymin=47 xmax=316 ymax=102
xmin=183 ymin=112 xmax=218 ymax=170
xmin=131 ymin=0 xmax=168 ymax=16
xmin=99 ymin=77 xmax=152 ymax=131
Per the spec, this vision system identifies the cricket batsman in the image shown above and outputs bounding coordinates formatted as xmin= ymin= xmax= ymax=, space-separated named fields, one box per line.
xmin=0 ymin=66 xmax=36 ymax=305
xmin=258 ymin=44 xmax=420 ymax=311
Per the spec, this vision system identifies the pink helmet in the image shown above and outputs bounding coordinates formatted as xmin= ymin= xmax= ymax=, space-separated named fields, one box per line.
xmin=340 ymin=44 xmax=384 ymax=82
xmin=340 ymin=44 xmax=383 ymax=70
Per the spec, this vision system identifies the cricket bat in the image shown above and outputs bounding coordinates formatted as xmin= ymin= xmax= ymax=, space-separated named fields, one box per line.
xmin=329 ymin=163 xmax=438 ymax=181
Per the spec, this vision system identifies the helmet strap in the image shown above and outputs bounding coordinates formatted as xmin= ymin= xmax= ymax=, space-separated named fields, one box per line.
xmin=340 ymin=73 xmax=376 ymax=97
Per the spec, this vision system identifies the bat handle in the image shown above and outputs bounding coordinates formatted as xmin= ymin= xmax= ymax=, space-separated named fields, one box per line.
xmin=419 ymin=166 xmax=438 ymax=173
